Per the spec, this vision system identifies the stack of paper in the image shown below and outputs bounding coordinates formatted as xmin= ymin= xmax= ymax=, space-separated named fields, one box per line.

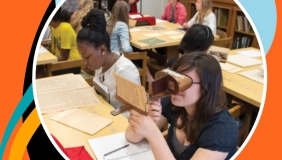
xmin=237 ymin=50 xmax=262 ymax=58
xmin=238 ymin=69 xmax=264 ymax=84
xmin=51 ymin=109 xmax=113 ymax=135
xmin=36 ymin=74 xmax=101 ymax=114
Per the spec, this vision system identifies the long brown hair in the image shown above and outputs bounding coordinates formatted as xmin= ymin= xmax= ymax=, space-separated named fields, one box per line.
xmin=196 ymin=0 xmax=213 ymax=24
xmin=171 ymin=52 xmax=227 ymax=144
xmin=70 ymin=0 xmax=93 ymax=33
xmin=106 ymin=1 xmax=130 ymax=36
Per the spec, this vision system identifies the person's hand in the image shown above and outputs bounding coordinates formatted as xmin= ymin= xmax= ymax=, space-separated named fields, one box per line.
xmin=182 ymin=23 xmax=190 ymax=29
xmin=128 ymin=109 xmax=160 ymax=139
xmin=147 ymin=99 xmax=162 ymax=122
xmin=129 ymin=0 xmax=135 ymax=4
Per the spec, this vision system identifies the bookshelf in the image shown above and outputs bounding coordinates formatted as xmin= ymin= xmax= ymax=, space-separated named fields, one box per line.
xmin=180 ymin=0 xmax=259 ymax=49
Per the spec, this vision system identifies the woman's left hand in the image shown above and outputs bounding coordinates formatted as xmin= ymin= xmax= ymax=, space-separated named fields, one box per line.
xmin=128 ymin=109 xmax=160 ymax=139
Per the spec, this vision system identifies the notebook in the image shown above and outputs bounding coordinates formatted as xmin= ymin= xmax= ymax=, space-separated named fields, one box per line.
xmin=227 ymin=54 xmax=262 ymax=68
xmin=88 ymin=132 xmax=154 ymax=160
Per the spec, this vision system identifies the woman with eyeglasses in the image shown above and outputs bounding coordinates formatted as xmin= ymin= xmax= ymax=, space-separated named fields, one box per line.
xmin=125 ymin=52 xmax=238 ymax=160
xmin=77 ymin=9 xmax=140 ymax=112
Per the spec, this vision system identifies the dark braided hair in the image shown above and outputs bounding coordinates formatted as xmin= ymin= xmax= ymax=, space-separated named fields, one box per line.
xmin=76 ymin=9 xmax=111 ymax=51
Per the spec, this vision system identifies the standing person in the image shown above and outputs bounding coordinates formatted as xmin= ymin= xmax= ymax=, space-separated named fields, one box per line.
xmin=161 ymin=0 xmax=187 ymax=25
xmin=77 ymin=9 xmax=140 ymax=110
xmin=106 ymin=1 xmax=132 ymax=53
xmin=183 ymin=0 xmax=216 ymax=35
xmin=125 ymin=52 xmax=238 ymax=160
xmin=70 ymin=0 xmax=94 ymax=34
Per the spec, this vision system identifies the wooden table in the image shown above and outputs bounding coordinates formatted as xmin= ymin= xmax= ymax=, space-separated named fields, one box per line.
xmin=42 ymin=96 xmax=128 ymax=159
xmin=130 ymin=21 xmax=219 ymax=65
xmin=222 ymin=47 xmax=263 ymax=145
xmin=223 ymin=47 xmax=263 ymax=108
xmin=37 ymin=45 xmax=57 ymax=76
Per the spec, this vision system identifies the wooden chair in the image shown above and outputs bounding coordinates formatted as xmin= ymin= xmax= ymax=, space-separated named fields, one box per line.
xmin=212 ymin=37 xmax=233 ymax=49
xmin=50 ymin=59 xmax=94 ymax=86
xmin=124 ymin=52 xmax=147 ymax=87
xmin=228 ymin=104 xmax=250 ymax=147
xmin=216 ymin=29 xmax=227 ymax=39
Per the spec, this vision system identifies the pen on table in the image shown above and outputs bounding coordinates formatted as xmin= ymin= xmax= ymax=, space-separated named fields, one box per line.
xmin=104 ymin=144 xmax=130 ymax=157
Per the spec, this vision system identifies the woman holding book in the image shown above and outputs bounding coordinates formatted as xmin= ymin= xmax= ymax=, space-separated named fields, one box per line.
xmin=183 ymin=0 xmax=216 ymax=35
xmin=125 ymin=52 xmax=238 ymax=160
xmin=77 ymin=9 xmax=140 ymax=111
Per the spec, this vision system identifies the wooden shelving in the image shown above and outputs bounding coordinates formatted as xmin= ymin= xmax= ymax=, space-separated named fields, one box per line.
xmin=179 ymin=0 xmax=259 ymax=49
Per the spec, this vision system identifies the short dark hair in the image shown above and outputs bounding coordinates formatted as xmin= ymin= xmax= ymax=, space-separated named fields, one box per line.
xmin=52 ymin=8 xmax=71 ymax=22
xmin=76 ymin=9 xmax=111 ymax=51
xmin=179 ymin=24 xmax=214 ymax=54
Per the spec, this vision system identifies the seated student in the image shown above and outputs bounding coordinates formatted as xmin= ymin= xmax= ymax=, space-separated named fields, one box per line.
xmin=77 ymin=9 xmax=140 ymax=110
xmin=37 ymin=8 xmax=81 ymax=78
xmin=125 ymin=52 xmax=239 ymax=160
xmin=183 ymin=0 xmax=216 ymax=35
xmin=161 ymin=0 xmax=187 ymax=25
xmin=167 ymin=24 xmax=214 ymax=68
xmin=70 ymin=0 xmax=93 ymax=34
xmin=106 ymin=1 xmax=133 ymax=53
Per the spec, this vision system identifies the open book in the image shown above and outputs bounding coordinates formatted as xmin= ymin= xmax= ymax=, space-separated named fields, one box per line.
xmin=36 ymin=74 xmax=101 ymax=114
xmin=88 ymin=132 xmax=154 ymax=160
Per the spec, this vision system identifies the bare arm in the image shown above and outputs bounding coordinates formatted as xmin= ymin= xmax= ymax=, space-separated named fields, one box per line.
xmin=58 ymin=49 xmax=70 ymax=61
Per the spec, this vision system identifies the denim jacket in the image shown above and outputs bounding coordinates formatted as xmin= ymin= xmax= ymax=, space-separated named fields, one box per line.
xmin=110 ymin=21 xmax=133 ymax=53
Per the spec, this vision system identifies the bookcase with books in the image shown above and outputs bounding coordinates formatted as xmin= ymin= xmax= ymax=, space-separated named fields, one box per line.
xmin=180 ymin=0 xmax=259 ymax=49
xmin=231 ymin=6 xmax=259 ymax=49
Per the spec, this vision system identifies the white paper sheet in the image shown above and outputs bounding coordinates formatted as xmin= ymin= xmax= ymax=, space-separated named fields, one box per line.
xmin=227 ymin=54 xmax=262 ymax=68
xmin=143 ymin=33 xmax=163 ymax=37
xmin=237 ymin=50 xmax=262 ymax=58
xmin=88 ymin=132 xmax=154 ymax=160
xmin=239 ymin=69 xmax=264 ymax=84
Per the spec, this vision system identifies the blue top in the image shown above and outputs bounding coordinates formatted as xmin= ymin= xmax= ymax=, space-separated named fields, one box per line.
xmin=109 ymin=21 xmax=133 ymax=53
xmin=161 ymin=96 xmax=239 ymax=160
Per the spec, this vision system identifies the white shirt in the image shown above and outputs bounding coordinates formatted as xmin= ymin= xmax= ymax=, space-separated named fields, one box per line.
xmin=188 ymin=11 xmax=217 ymax=35
xmin=93 ymin=54 xmax=141 ymax=109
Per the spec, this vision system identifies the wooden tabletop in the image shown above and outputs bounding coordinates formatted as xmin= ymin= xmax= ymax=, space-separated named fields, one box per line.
xmin=37 ymin=45 xmax=57 ymax=65
xmin=42 ymin=96 xmax=128 ymax=159
xmin=222 ymin=47 xmax=264 ymax=108
xmin=130 ymin=21 xmax=219 ymax=50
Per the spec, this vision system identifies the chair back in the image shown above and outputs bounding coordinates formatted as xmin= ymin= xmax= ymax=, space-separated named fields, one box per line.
xmin=212 ymin=37 xmax=233 ymax=49
xmin=51 ymin=59 xmax=83 ymax=72
xmin=124 ymin=52 xmax=147 ymax=87
xmin=51 ymin=59 xmax=94 ymax=86
xmin=216 ymin=29 xmax=227 ymax=38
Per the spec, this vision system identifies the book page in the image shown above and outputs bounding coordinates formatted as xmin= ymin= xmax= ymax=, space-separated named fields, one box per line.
xmin=114 ymin=73 xmax=147 ymax=113
xmin=52 ymin=109 xmax=113 ymax=135
xmin=36 ymin=74 xmax=89 ymax=94
xmin=38 ymin=87 xmax=101 ymax=114
xmin=88 ymin=132 xmax=154 ymax=160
